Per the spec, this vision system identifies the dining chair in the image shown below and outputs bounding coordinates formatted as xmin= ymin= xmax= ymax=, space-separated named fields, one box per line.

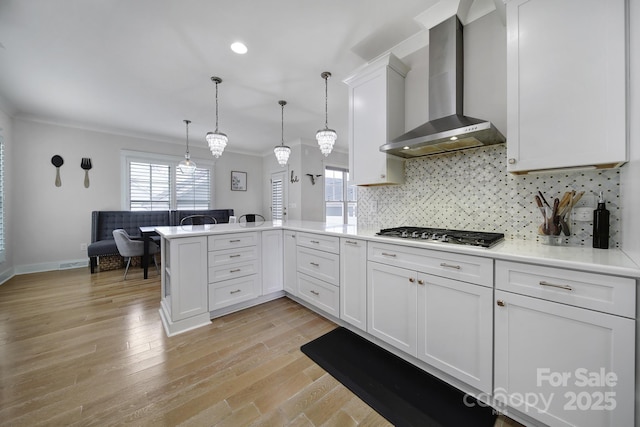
xmin=179 ymin=215 xmax=217 ymax=227
xmin=112 ymin=229 xmax=159 ymax=279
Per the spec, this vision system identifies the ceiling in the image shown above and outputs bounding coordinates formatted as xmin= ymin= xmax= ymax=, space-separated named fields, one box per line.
xmin=0 ymin=0 xmax=501 ymax=156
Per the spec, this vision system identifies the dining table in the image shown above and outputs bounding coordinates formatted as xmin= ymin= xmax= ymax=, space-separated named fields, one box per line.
xmin=139 ymin=226 xmax=159 ymax=279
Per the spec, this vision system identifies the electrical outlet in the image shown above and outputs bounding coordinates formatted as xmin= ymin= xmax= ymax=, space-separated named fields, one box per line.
xmin=80 ymin=243 xmax=87 ymax=251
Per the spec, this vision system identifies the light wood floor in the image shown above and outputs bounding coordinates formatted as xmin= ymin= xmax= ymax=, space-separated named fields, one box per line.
xmin=0 ymin=267 xmax=523 ymax=427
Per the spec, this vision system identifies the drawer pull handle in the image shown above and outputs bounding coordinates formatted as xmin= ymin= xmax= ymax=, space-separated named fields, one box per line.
xmin=345 ymin=240 xmax=358 ymax=245
xmin=229 ymin=239 xmax=241 ymax=243
xmin=418 ymin=279 xmax=424 ymax=285
xmin=230 ymin=269 xmax=241 ymax=273
xmin=310 ymin=290 xmax=320 ymax=296
xmin=310 ymin=240 xmax=320 ymax=244
xmin=440 ymin=263 xmax=461 ymax=270
xmin=310 ymin=262 xmax=320 ymax=267
xmin=409 ymin=278 xmax=415 ymax=283
xmin=381 ymin=252 xmax=397 ymax=257
xmin=229 ymin=254 xmax=241 ymax=258
xmin=497 ymin=300 xmax=505 ymax=307
xmin=539 ymin=281 xmax=573 ymax=291
xmin=230 ymin=289 xmax=241 ymax=294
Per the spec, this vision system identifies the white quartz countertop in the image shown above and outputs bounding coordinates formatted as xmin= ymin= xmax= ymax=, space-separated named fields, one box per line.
xmin=154 ymin=220 xmax=640 ymax=278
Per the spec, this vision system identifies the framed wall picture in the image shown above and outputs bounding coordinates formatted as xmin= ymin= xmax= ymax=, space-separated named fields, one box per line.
xmin=231 ymin=171 xmax=247 ymax=191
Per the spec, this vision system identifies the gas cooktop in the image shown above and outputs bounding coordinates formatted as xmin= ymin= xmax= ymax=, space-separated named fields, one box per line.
xmin=376 ymin=227 xmax=504 ymax=248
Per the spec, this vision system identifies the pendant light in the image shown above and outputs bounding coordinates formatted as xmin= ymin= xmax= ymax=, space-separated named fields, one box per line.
xmin=206 ymin=76 xmax=228 ymax=158
xmin=274 ymin=100 xmax=291 ymax=166
xmin=316 ymin=71 xmax=337 ymax=156
xmin=178 ymin=119 xmax=197 ymax=174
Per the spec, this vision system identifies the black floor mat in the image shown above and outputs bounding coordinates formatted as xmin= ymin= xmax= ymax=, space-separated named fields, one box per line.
xmin=300 ymin=326 xmax=497 ymax=427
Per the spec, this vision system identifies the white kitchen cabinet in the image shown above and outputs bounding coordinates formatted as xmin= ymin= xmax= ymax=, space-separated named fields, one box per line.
xmin=344 ymin=53 xmax=408 ymax=185
xmin=283 ymin=230 xmax=297 ymax=295
xmin=506 ymin=0 xmax=627 ymax=173
xmin=416 ymin=273 xmax=493 ymax=394
xmin=261 ymin=229 xmax=283 ymax=295
xmin=295 ymin=231 xmax=340 ymax=317
xmin=340 ymin=238 xmax=367 ymax=331
xmin=494 ymin=260 xmax=635 ymax=426
xmin=159 ymin=235 xmax=210 ymax=336
xmin=367 ymin=241 xmax=494 ymax=391
xmin=207 ymin=232 xmax=261 ymax=311
xmin=367 ymin=262 xmax=418 ymax=356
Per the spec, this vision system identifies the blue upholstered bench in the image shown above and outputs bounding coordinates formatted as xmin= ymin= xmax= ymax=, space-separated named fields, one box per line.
xmin=87 ymin=209 xmax=234 ymax=273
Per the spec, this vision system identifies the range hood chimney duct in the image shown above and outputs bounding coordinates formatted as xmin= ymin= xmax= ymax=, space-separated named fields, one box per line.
xmin=380 ymin=16 xmax=505 ymax=158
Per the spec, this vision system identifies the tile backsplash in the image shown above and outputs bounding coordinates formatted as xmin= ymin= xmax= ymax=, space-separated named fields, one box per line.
xmin=356 ymin=145 xmax=621 ymax=247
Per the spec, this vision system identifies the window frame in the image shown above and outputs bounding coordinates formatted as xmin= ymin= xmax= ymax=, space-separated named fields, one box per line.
xmin=324 ymin=166 xmax=356 ymax=225
xmin=121 ymin=150 xmax=214 ymax=211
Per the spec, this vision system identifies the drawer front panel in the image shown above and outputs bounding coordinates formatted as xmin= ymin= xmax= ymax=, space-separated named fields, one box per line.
xmin=368 ymin=242 xmax=493 ymax=287
xmin=496 ymin=260 xmax=635 ymax=317
xmin=297 ymin=232 xmax=340 ymax=254
xmin=297 ymin=272 xmax=339 ymax=317
xmin=297 ymin=247 xmax=340 ymax=285
xmin=208 ymin=232 xmax=258 ymax=251
xmin=208 ymin=275 xmax=261 ymax=311
xmin=209 ymin=260 xmax=259 ymax=283
xmin=208 ymin=246 xmax=258 ymax=267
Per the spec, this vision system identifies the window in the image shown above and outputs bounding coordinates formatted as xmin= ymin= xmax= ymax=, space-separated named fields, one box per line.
xmin=325 ymin=167 xmax=356 ymax=225
xmin=122 ymin=151 xmax=213 ymax=211
xmin=271 ymin=174 xmax=284 ymax=221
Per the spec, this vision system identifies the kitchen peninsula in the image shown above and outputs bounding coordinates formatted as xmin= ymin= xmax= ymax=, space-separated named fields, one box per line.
xmin=155 ymin=219 xmax=639 ymax=427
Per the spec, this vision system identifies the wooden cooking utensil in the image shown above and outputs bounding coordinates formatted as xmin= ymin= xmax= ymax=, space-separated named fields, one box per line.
xmin=51 ymin=155 xmax=64 ymax=187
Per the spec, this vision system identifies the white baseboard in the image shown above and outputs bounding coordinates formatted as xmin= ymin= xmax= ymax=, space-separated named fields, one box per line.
xmin=0 ymin=266 xmax=15 ymax=285
xmin=14 ymin=259 xmax=89 ymax=275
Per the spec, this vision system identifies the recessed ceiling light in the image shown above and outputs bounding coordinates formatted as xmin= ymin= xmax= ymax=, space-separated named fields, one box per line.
xmin=230 ymin=42 xmax=247 ymax=54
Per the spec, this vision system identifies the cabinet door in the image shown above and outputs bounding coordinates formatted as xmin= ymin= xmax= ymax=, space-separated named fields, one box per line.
xmin=340 ymin=238 xmax=367 ymax=331
xmin=346 ymin=54 xmax=406 ymax=185
xmin=494 ymin=290 xmax=634 ymax=427
xmin=367 ymin=262 xmax=417 ymax=356
xmin=283 ymin=230 xmax=297 ymax=295
xmin=169 ymin=236 xmax=208 ymax=321
xmin=261 ymin=230 xmax=283 ymax=294
xmin=506 ymin=0 xmax=626 ymax=172
xmin=417 ymin=273 xmax=493 ymax=394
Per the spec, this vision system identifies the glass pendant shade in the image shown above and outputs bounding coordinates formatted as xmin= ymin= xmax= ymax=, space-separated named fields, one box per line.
xmin=316 ymin=128 xmax=337 ymax=157
xmin=206 ymin=131 xmax=228 ymax=158
xmin=317 ymin=71 xmax=336 ymax=156
xmin=274 ymin=100 xmax=290 ymax=166
xmin=178 ymin=119 xmax=197 ymax=174
xmin=274 ymin=145 xmax=291 ymax=166
xmin=207 ymin=76 xmax=227 ymax=159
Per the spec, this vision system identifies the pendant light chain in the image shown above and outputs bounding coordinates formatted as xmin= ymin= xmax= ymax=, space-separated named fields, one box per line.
xmin=215 ymin=80 xmax=220 ymax=133
xmin=281 ymin=101 xmax=285 ymax=144
xmin=185 ymin=119 xmax=190 ymax=155
xmin=316 ymin=71 xmax=337 ymax=156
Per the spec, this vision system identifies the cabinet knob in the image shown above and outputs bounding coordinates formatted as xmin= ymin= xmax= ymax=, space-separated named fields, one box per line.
xmin=497 ymin=300 xmax=505 ymax=307
xmin=508 ymin=158 xmax=516 ymax=164
xmin=409 ymin=277 xmax=415 ymax=283
xmin=380 ymin=174 xmax=386 ymax=179
xmin=417 ymin=279 xmax=424 ymax=285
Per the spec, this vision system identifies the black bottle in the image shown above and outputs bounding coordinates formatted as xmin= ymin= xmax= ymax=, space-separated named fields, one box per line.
xmin=592 ymin=191 xmax=610 ymax=249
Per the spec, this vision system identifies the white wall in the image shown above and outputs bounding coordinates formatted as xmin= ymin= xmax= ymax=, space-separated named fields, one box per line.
xmin=11 ymin=118 xmax=262 ymax=272
xmin=0 ymin=108 xmax=14 ymax=281
xmin=262 ymin=139 xmax=348 ymax=222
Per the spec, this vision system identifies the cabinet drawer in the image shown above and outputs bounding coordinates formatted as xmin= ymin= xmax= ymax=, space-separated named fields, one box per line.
xmin=297 ymin=232 xmax=340 ymax=254
xmin=209 ymin=260 xmax=259 ymax=283
xmin=297 ymin=247 xmax=340 ymax=285
xmin=208 ymin=246 xmax=258 ymax=267
xmin=496 ymin=260 xmax=635 ymax=318
xmin=297 ymin=272 xmax=339 ymax=317
xmin=368 ymin=242 xmax=493 ymax=287
xmin=208 ymin=232 xmax=258 ymax=251
xmin=208 ymin=275 xmax=261 ymax=311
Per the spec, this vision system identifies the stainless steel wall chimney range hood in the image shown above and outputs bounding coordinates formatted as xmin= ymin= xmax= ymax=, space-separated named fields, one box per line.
xmin=380 ymin=16 xmax=505 ymax=159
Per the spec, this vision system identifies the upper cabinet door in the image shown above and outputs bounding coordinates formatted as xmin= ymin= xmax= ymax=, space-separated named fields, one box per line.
xmin=506 ymin=0 xmax=627 ymax=173
xmin=345 ymin=53 xmax=408 ymax=186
